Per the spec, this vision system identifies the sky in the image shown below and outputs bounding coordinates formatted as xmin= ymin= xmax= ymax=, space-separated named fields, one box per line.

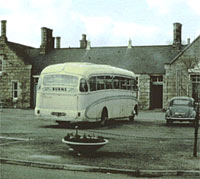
xmin=1 ymin=0 xmax=200 ymax=48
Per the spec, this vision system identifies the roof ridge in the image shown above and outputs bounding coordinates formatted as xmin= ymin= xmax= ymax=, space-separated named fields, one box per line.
xmin=7 ymin=41 xmax=35 ymax=49
xmin=168 ymin=35 xmax=200 ymax=65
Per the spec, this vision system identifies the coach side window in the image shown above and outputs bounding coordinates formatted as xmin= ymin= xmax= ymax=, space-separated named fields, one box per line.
xmin=127 ymin=79 xmax=132 ymax=90
xmin=105 ymin=76 xmax=113 ymax=89
xmin=121 ymin=77 xmax=128 ymax=89
xmin=96 ymin=76 xmax=105 ymax=90
xmin=80 ymin=78 xmax=88 ymax=92
xmin=89 ymin=75 xmax=137 ymax=91
xmin=89 ymin=76 xmax=96 ymax=91
xmin=113 ymin=77 xmax=119 ymax=89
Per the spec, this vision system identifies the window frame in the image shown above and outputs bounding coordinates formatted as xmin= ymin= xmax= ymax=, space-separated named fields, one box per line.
xmin=88 ymin=75 xmax=138 ymax=92
xmin=43 ymin=74 xmax=79 ymax=87
xmin=12 ymin=81 xmax=19 ymax=100
xmin=190 ymin=74 xmax=200 ymax=102
xmin=191 ymin=75 xmax=200 ymax=84
xmin=151 ymin=75 xmax=163 ymax=85
xmin=79 ymin=78 xmax=88 ymax=92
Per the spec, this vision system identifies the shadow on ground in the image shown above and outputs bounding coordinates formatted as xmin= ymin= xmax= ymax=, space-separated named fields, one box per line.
xmin=39 ymin=119 xmax=133 ymax=129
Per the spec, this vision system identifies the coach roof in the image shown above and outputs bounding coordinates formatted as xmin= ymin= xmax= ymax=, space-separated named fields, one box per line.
xmin=41 ymin=62 xmax=135 ymax=78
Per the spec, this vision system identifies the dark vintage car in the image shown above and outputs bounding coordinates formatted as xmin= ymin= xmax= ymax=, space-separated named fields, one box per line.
xmin=165 ymin=96 xmax=196 ymax=125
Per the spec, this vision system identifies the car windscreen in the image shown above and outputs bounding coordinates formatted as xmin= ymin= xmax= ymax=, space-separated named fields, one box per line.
xmin=171 ymin=99 xmax=193 ymax=107
xmin=43 ymin=74 xmax=78 ymax=87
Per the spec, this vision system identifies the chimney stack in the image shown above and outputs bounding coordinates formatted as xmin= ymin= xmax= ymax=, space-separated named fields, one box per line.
xmin=1 ymin=20 xmax=7 ymax=42
xmin=173 ymin=22 xmax=182 ymax=50
xmin=80 ymin=34 xmax=87 ymax=49
xmin=86 ymin=40 xmax=91 ymax=50
xmin=128 ymin=38 xmax=132 ymax=49
xmin=40 ymin=27 xmax=54 ymax=54
xmin=56 ymin=36 xmax=61 ymax=49
xmin=187 ymin=38 xmax=190 ymax=45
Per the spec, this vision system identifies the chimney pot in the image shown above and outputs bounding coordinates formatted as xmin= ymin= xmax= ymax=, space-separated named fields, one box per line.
xmin=82 ymin=34 xmax=86 ymax=40
xmin=40 ymin=27 xmax=54 ymax=54
xmin=187 ymin=38 xmax=190 ymax=45
xmin=80 ymin=34 xmax=87 ymax=49
xmin=86 ymin=40 xmax=91 ymax=50
xmin=173 ymin=22 xmax=182 ymax=49
xmin=56 ymin=37 xmax=61 ymax=48
xmin=1 ymin=20 xmax=7 ymax=41
xmin=128 ymin=38 xmax=132 ymax=48
xmin=41 ymin=27 xmax=47 ymax=45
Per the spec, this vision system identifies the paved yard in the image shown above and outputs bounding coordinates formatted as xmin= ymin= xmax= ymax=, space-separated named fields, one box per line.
xmin=0 ymin=109 xmax=200 ymax=173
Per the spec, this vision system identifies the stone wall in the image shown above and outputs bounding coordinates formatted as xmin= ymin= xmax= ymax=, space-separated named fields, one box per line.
xmin=0 ymin=42 xmax=32 ymax=108
xmin=163 ymin=65 xmax=173 ymax=109
xmin=138 ymin=74 xmax=150 ymax=110
xmin=163 ymin=37 xmax=200 ymax=109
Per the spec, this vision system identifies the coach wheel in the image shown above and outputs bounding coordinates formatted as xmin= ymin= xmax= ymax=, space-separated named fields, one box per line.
xmin=129 ymin=106 xmax=137 ymax=122
xmin=129 ymin=108 xmax=135 ymax=122
xmin=56 ymin=121 xmax=70 ymax=126
xmin=100 ymin=109 xmax=108 ymax=126
xmin=190 ymin=120 xmax=196 ymax=126
xmin=129 ymin=115 xmax=135 ymax=122
xmin=166 ymin=120 xmax=173 ymax=125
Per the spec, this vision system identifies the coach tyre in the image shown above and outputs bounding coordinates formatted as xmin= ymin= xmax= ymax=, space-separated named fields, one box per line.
xmin=129 ymin=105 xmax=137 ymax=122
xmin=129 ymin=108 xmax=135 ymax=121
xmin=56 ymin=121 xmax=70 ymax=126
xmin=129 ymin=114 xmax=134 ymax=122
xmin=166 ymin=119 xmax=173 ymax=125
xmin=100 ymin=108 xmax=108 ymax=126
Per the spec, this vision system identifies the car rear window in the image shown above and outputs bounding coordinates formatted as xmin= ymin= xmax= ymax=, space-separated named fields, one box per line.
xmin=172 ymin=99 xmax=192 ymax=106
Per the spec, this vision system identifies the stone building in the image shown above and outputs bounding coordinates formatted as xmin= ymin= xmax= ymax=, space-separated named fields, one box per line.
xmin=164 ymin=35 xmax=200 ymax=107
xmin=0 ymin=20 xmax=32 ymax=108
xmin=0 ymin=20 xmax=199 ymax=109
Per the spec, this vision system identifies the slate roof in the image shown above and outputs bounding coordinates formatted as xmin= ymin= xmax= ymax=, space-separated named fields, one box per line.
xmin=5 ymin=39 xmax=187 ymax=75
xmin=168 ymin=35 xmax=200 ymax=65
xmin=7 ymin=41 xmax=34 ymax=65
xmin=25 ymin=45 xmax=182 ymax=75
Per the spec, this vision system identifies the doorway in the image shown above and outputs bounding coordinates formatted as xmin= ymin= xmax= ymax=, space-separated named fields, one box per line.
xmin=150 ymin=76 xmax=163 ymax=109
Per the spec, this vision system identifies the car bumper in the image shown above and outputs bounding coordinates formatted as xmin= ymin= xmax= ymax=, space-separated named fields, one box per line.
xmin=165 ymin=117 xmax=195 ymax=121
xmin=35 ymin=108 xmax=87 ymax=122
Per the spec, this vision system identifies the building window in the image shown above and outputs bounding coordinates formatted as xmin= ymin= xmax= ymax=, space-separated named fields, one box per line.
xmin=191 ymin=75 xmax=200 ymax=101
xmin=191 ymin=75 xmax=200 ymax=83
xmin=151 ymin=75 xmax=163 ymax=85
xmin=12 ymin=81 xmax=19 ymax=100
